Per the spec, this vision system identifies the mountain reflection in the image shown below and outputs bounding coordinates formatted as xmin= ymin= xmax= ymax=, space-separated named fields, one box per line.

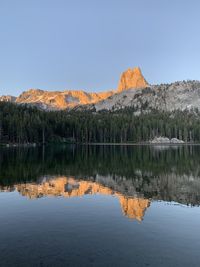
xmin=0 ymin=176 xmax=150 ymax=221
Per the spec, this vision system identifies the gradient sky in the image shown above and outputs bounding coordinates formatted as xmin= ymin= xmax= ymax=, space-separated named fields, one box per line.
xmin=1 ymin=0 xmax=200 ymax=96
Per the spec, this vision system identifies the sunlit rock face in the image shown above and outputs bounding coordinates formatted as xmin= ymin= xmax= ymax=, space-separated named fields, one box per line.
xmin=117 ymin=67 xmax=148 ymax=92
xmin=15 ymin=89 xmax=114 ymax=110
xmin=0 ymin=176 xmax=150 ymax=221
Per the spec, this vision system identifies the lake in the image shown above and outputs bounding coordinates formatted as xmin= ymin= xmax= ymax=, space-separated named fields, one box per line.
xmin=0 ymin=145 xmax=200 ymax=267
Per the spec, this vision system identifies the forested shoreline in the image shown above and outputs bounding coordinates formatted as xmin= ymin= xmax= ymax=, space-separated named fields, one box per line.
xmin=0 ymin=101 xmax=200 ymax=144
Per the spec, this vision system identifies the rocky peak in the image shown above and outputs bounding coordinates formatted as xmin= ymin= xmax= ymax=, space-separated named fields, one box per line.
xmin=117 ymin=67 xmax=148 ymax=92
xmin=0 ymin=95 xmax=16 ymax=102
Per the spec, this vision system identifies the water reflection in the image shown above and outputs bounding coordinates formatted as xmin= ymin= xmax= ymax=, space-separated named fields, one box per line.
xmin=1 ymin=145 xmax=200 ymax=208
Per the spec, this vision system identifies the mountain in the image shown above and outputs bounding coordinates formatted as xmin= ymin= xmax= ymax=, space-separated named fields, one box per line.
xmin=15 ymin=89 xmax=114 ymax=110
xmin=85 ymin=80 xmax=200 ymax=113
xmin=0 ymin=89 xmax=114 ymax=110
xmin=0 ymin=67 xmax=147 ymax=110
xmin=1 ymin=68 xmax=200 ymax=114
xmin=0 ymin=89 xmax=115 ymax=110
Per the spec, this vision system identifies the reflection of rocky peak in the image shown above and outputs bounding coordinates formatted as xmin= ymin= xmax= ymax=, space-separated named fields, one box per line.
xmin=119 ymin=197 xmax=150 ymax=221
xmin=1 ymin=177 xmax=150 ymax=221
xmin=117 ymin=67 xmax=148 ymax=92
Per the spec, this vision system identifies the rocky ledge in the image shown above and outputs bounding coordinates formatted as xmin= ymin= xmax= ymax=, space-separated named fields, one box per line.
xmin=150 ymin=137 xmax=185 ymax=144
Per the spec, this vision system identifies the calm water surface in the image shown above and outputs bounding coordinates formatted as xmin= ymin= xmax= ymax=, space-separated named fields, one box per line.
xmin=0 ymin=145 xmax=200 ymax=267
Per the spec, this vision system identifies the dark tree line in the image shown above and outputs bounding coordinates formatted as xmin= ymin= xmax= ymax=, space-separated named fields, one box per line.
xmin=0 ymin=101 xmax=200 ymax=144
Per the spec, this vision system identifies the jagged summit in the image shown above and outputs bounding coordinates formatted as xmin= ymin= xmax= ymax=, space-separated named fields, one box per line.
xmin=117 ymin=67 xmax=148 ymax=92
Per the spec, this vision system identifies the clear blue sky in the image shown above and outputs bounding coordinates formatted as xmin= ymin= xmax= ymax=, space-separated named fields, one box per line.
xmin=1 ymin=0 xmax=200 ymax=96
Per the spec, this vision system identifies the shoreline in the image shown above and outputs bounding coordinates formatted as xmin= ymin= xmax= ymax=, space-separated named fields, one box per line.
xmin=1 ymin=142 xmax=200 ymax=147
